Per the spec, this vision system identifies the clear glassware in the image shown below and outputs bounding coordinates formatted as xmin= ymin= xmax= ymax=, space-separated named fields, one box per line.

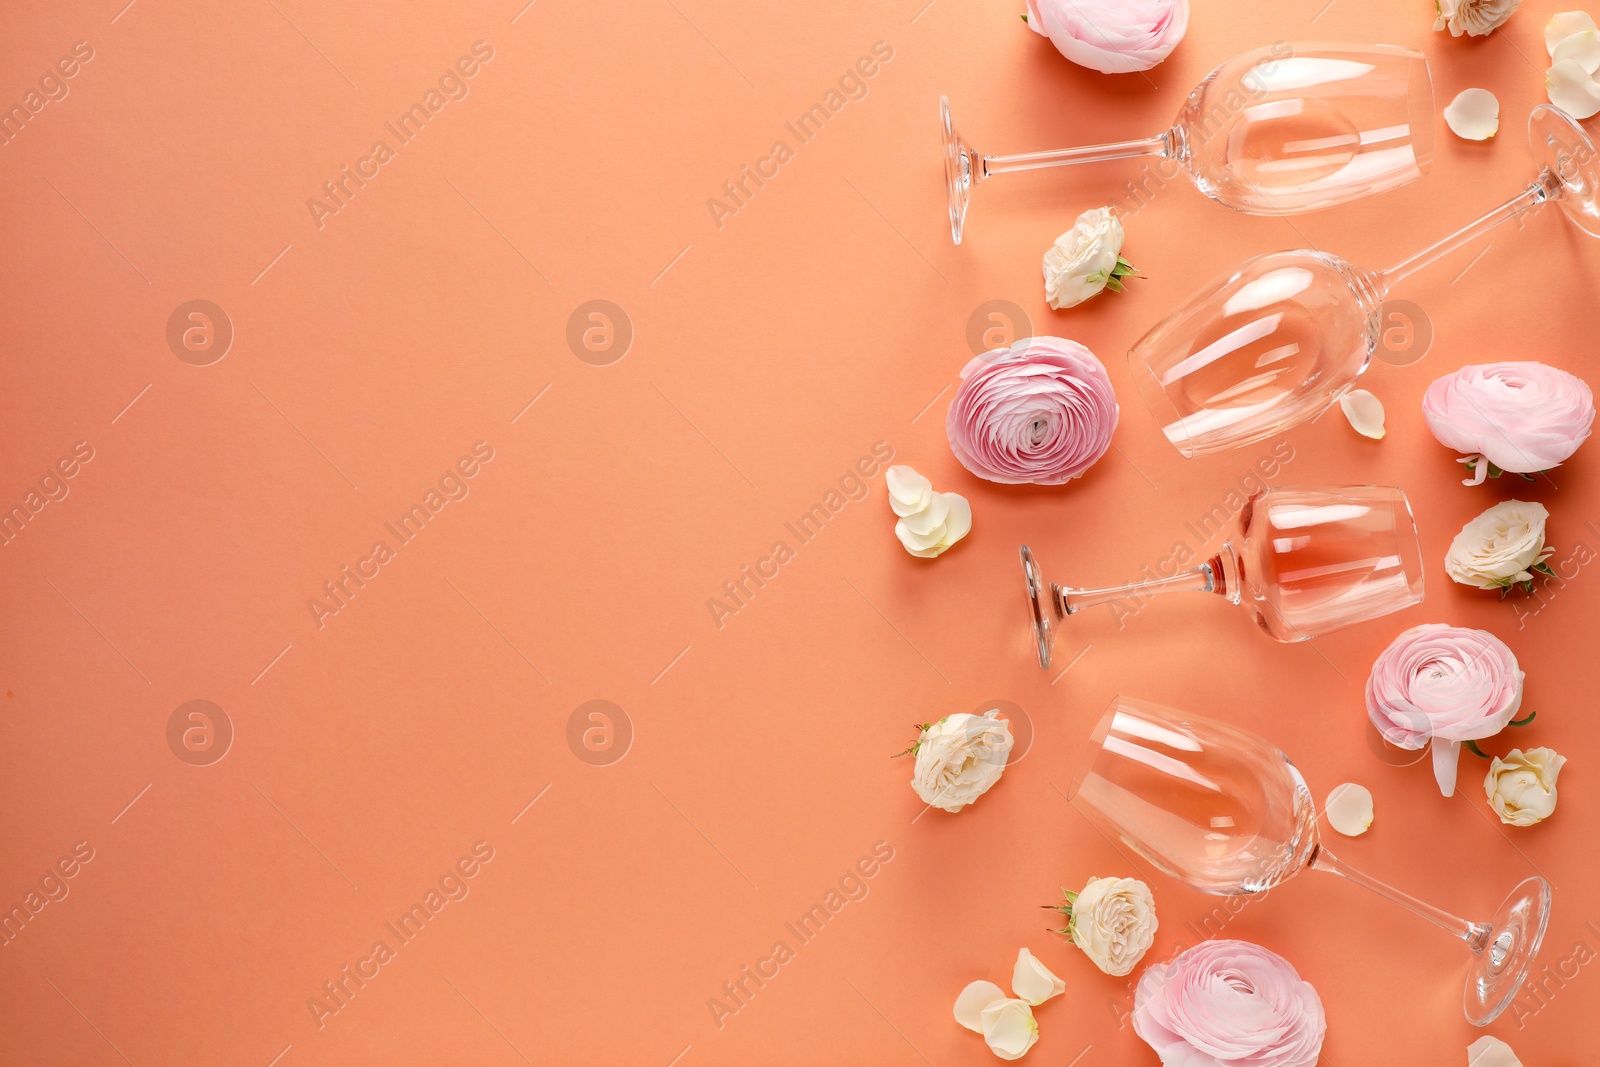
xmin=1069 ymin=696 xmax=1551 ymax=1026
xmin=1020 ymin=484 xmax=1422 ymax=668
xmin=1131 ymin=104 xmax=1600 ymax=457
xmin=941 ymin=42 xmax=1433 ymax=244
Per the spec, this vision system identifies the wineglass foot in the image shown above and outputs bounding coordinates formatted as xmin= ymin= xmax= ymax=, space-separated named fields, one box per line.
xmin=1463 ymin=875 xmax=1552 ymax=1026
xmin=1530 ymin=104 xmax=1600 ymax=239
xmin=1019 ymin=545 xmax=1055 ymax=670
xmin=940 ymin=95 xmax=973 ymax=245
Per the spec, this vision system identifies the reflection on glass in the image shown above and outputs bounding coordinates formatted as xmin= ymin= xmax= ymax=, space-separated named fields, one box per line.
xmin=940 ymin=43 xmax=1433 ymax=243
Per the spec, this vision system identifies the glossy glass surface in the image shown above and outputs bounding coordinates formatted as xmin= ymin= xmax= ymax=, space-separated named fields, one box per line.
xmin=1068 ymin=696 xmax=1318 ymax=895
xmin=1236 ymin=485 xmax=1424 ymax=641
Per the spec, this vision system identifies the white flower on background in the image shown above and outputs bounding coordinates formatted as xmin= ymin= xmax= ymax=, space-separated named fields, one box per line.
xmin=1443 ymin=88 xmax=1499 ymax=140
xmin=1436 ymin=0 xmax=1521 ymax=37
xmin=1444 ymin=500 xmax=1553 ymax=593
xmin=1467 ymin=1034 xmax=1523 ymax=1066
xmin=1043 ymin=207 xmax=1135 ymax=309
xmin=1545 ymin=13 xmax=1600 ymax=116
xmin=1337 ymin=389 xmax=1386 ymax=439
xmin=909 ymin=711 xmax=1013 ymax=812
xmin=886 ymin=465 xmax=971 ymax=558
xmin=1050 ymin=876 xmax=1157 ymax=976
xmin=953 ymin=980 xmax=1040 ymax=1060
xmin=1011 ymin=948 xmax=1065 ymax=1006
xmin=1485 ymin=747 xmax=1566 ymax=826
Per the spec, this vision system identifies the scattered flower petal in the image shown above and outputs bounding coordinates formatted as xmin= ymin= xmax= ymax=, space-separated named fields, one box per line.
xmin=1011 ymin=948 xmax=1066 ymax=1006
xmin=1547 ymin=59 xmax=1600 ymax=119
xmin=1338 ymin=389 xmax=1386 ymax=439
xmin=886 ymin=465 xmax=933 ymax=517
xmin=1444 ymin=88 xmax=1500 ymax=140
xmin=979 ymin=998 xmax=1039 ymax=1061
xmin=954 ymin=980 xmax=1007 ymax=1033
xmin=1546 ymin=11 xmax=1597 ymax=55
xmin=887 ymin=466 xmax=972 ymax=558
xmin=1554 ymin=27 xmax=1600 ymax=72
xmin=1468 ymin=1035 xmax=1524 ymax=1067
xmin=1326 ymin=783 xmax=1374 ymax=836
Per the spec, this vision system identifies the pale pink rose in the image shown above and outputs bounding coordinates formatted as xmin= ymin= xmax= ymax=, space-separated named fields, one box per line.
xmin=945 ymin=336 xmax=1118 ymax=485
xmin=1025 ymin=0 xmax=1188 ymax=74
xmin=1133 ymin=940 xmax=1325 ymax=1067
xmin=1366 ymin=624 xmax=1524 ymax=797
xmin=1422 ymin=362 xmax=1594 ymax=483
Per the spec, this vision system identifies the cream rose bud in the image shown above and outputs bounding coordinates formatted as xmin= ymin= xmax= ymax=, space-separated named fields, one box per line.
xmin=1043 ymin=207 xmax=1126 ymax=309
xmin=1486 ymin=747 xmax=1566 ymax=826
xmin=1444 ymin=500 xmax=1552 ymax=591
xmin=1436 ymin=0 xmax=1522 ymax=37
xmin=1067 ymin=876 xmax=1157 ymax=976
xmin=911 ymin=711 xmax=1013 ymax=812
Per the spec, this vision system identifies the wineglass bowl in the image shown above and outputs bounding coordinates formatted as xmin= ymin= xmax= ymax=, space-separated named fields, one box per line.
xmin=941 ymin=42 xmax=1433 ymax=244
xmin=1131 ymin=104 xmax=1600 ymax=456
xmin=1021 ymin=484 xmax=1423 ymax=668
xmin=1069 ymin=696 xmax=1552 ymax=1026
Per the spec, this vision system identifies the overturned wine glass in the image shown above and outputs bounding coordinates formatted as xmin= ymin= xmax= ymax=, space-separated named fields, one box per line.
xmin=941 ymin=42 xmax=1433 ymax=243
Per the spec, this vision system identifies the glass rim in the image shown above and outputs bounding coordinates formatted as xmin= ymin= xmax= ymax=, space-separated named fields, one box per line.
xmin=1064 ymin=695 xmax=1128 ymax=802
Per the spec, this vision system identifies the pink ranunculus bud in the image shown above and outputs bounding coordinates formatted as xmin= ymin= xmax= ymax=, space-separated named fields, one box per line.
xmin=945 ymin=336 xmax=1118 ymax=486
xmin=1133 ymin=940 xmax=1326 ymax=1067
xmin=1366 ymin=624 xmax=1524 ymax=797
xmin=1421 ymin=361 xmax=1594 ymax=483
xmin=1024 ymin=0 xmax=1188 ymax=74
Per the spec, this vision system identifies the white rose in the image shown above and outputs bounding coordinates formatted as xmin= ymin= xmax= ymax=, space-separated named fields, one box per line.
xmin=1435 ymin=0 xmax=1521 ymax=37
xmin=1485 ymin=747 xmax=1566 ymax=826
xmin=1062 ymin=876 xmax=1157 ymax=976
xmin=911 ymin=711 xmax=1013 ymax=812
xmin=1444 ymin=500 xmax=1552 ymax=590
xmin=1043 ymin=207 xmax=1126 ymax=310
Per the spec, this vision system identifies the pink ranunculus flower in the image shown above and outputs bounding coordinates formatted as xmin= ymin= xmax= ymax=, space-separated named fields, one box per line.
xmin=1133 ymin=940 xmax=1325 ymax=1067
xmin=1366 ymin=624 xmax=1524 ymax=797
xmin=1421 ymin=361 xmax=1594 ymax=484
xmin=1025 ymin=0 xmax=1188 ymax=74
xmin=946 ymin=336 xmax=1118 ymax=485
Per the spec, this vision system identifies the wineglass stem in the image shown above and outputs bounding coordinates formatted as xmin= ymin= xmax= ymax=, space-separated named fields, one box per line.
xmin=1054 ymin=546 xmax=1236 ymax=616
xmin=979 ymin=129 xmax=1172 ymax=180
xmin=1310 ymin=845 xmax=1491 ymax=950
xmin=1374 ymin=173 xmax=1558 ymax=291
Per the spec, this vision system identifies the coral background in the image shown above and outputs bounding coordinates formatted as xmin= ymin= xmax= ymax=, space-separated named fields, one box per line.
xmin=0 ymin=0 xmax=1594 ymax=1063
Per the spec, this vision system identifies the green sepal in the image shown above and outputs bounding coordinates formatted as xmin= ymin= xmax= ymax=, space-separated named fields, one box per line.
xmin=1509 ymin=710 xmax=1537 ymax=728
xmin=1463 ymin=739 xmax=1492 ymax=759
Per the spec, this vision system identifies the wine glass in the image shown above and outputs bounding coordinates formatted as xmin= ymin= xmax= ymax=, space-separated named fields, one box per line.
xmin=941 ymin=42 xmax=1434 ymax=244
xmin=1131 ymin=104 xmax=1600 ymax=457
xmin=1068 ymin=696 xmax=1551 ymax=1026
xmin=1019 ymin=484 xmax=1422 ymax=669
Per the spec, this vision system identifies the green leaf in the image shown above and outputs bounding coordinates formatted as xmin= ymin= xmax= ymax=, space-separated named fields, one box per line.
xmin=1510 ymin=710 xmax=1537 ymax=727
xmin=1463 ymin=739 xmax=1492 ymax=759
xmin=1533 ymin=561 xmax=1556 ymax=577
xmin=1104 ymin=277 xmax=1125 ymax=293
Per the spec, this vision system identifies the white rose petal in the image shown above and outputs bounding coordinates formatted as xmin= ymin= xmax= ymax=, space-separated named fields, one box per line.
xmin=1546 ymin=11 xmax=1598 ymax=55
xmin=954 ymin=980 xmax=1007 ymax=1033
xmin=1338 ymin=389 xmax=1387 ymax=438
xmin=887 ymin=467 xmax=972 ymax=559
xmin=979 ymin=999 xmax=1039 ymax=1061
xmin=1467 ymin=1035 xmax=1524 ymax=1067
xmin=1547 ymin=59 xmax=1600 ymax=119
xmin=1444 ymin=88 xmax=1500 ymax=140
xmin=1485 ymin=747 xmax=1566 ymax=826
xmin=1011 ymin=948 xmax=1065 ymax=1006
xmin=886 ymin=465 xmax=933 ymax=517
xmin=1326 ymin=783 xmax=1375 ymax=836
xmin=1554 ymin=28 xmax=1600 ymax=72
xmin=1043 ymin=206 xmax=1124 ymax=310
xmin=912 ymin=711 xmax=1013 ymax=811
